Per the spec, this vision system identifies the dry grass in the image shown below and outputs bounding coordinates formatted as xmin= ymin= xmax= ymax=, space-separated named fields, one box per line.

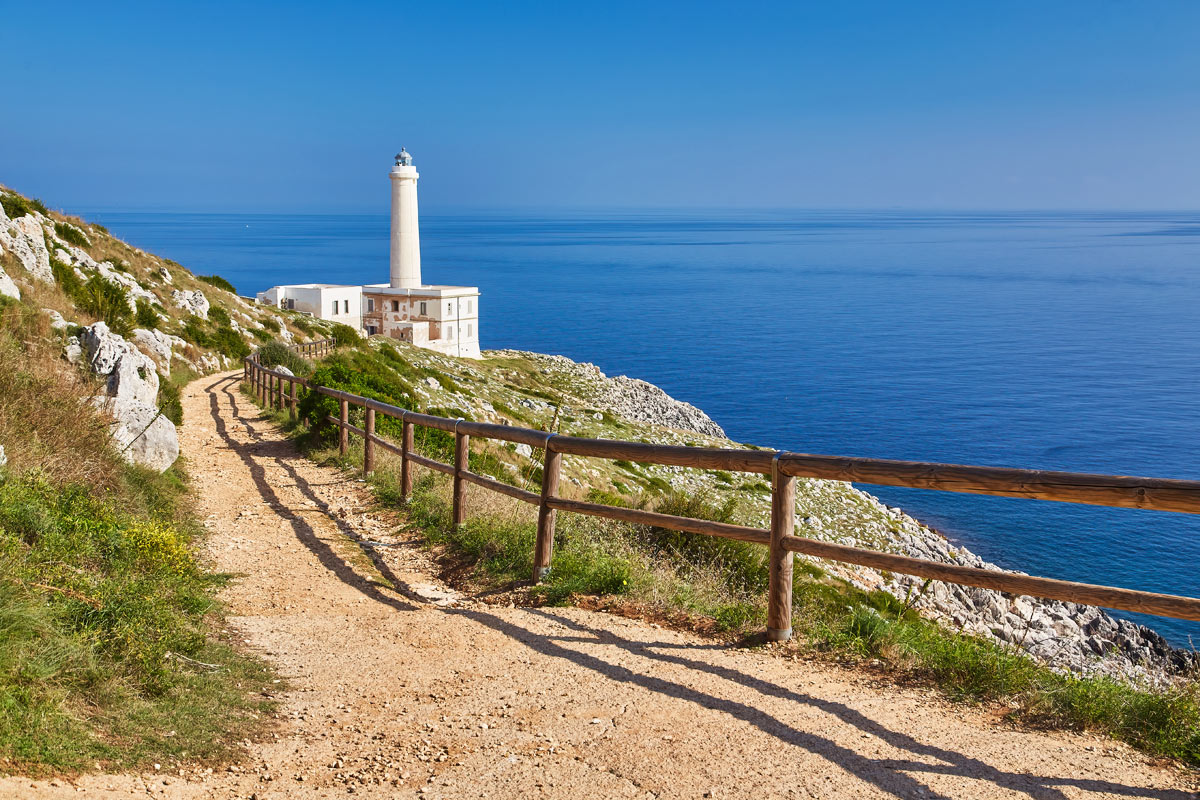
xmin=0 ymin=300 xmax=123 ymax=490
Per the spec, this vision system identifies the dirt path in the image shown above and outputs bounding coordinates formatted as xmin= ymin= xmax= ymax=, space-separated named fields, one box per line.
xmin=4 ymin=371 xmax=1197 ymax=799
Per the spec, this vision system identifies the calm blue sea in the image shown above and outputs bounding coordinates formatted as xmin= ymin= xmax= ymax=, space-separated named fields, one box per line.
xmin=88 ymin=209 xmax=1200 ymax=645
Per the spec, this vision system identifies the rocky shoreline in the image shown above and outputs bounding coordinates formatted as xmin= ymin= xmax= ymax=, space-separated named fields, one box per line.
xmin=489 ymin=348 xmax=1196 ymax=687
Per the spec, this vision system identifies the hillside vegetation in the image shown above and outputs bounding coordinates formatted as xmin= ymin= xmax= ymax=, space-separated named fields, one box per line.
xmin=263 ymin=338 xmax=1200 ymax=766
xmin=0 ymin=185 xmax=303 ymax=771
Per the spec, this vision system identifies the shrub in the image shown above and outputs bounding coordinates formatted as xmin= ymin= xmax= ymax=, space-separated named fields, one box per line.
xmin=298 ymin=353 xmax=414 ymax=443
xmin=330 ymin=322 xmax=361 ymax=347
xmin=76 ymin=275 xmax=133 ymax=336
xmin=250 ymin=327 xmax=272 ymax=343
xmin=50 ymin=258 xmax=81 ymax=297
xmin=1 ymin=194 xmax=33 ymax=219
xmin=208 ymin=304 xmax=230 ymax=326
xmin=178 ymin=315 xmax=210 ymax=348
xmin=135 ymin=298 xmax=160 ymax=330
xmin=256 ymin=341 xmax=310 ymax=376
xmin=53 ymin=222 xmax=89 ymax=248
xmin=210 ymin=325 xmax=250 ymax=360
xmin=196 ymin=274 xmax=236 ymax=293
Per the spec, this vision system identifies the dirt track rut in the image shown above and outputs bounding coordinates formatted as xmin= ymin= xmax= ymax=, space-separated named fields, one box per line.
xmin=3 ymin=371 xmax=1196 ymax=799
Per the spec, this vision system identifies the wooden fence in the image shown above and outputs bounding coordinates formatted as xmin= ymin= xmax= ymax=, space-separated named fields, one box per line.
xmin=243 ymin=346 xmax=1200 ymax=640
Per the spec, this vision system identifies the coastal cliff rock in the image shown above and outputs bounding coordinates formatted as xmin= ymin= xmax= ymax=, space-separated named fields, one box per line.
xmin=487 ymin=349 xmax=725 ymax=438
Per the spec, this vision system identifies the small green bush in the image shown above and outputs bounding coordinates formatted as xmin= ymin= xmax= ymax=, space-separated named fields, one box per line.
xmin=179 ymin=315 xmax=210 ymax=347
xmin=210 ymin=326 xmax=250 ymax=360
xmin=76 ymin=275 xmax=133 ymax=336
xmin=330 ymin=322 xmax=361 ymax=348
xmin=50 ymin=258 xmax=81 ymax=297
xmin=196 ymin=274 xmax=236 ymax=293
xmin=250 ymin=327 xmax=273 ymax=343
xmin=135 ymin=298 xmax=160 ymax=330
xmin=208 ymin=305 xmax=230 ymax=326
xmin=0 ymin=194 xmax=43 ymax=219
xmin=256 ymin=341 xmax=310 ymax=376
xmin=53 ymin=222 xmax=89 ymax=248
xmin=291 ymin=315 xmax=314 ymax=335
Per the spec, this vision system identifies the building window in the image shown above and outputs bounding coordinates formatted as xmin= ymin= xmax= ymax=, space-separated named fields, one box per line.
xmin=447 ymin=327 xmax=454 ymax=340
xmin=419 ymin=301 xmax=427 ymax=315
xmin=366 ymin=298 xmax=374 ymax=312
xmin=392 ymin=300 xmax=399 ymax=312
xmin=343 ymin=299 xmax=349 ymax=314
xmin=447 ymin=302 xmax=453 ymax=314
xmin=331 ymin=300 xmax=338 ymax=316
xmin=286 ymin=298 xmax=295 ymax=310
xmin=467 ymin=323 xmax=472 ymax=337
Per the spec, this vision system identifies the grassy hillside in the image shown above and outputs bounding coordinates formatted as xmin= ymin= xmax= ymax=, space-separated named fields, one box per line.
xmin=0 ymin=187 xmax=285 ymax=772
xmin=267 ymin=338 xmax=1200 ymax=767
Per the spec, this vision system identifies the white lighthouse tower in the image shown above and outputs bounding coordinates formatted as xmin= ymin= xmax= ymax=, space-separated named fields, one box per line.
xmin=389 ymin=148 xmax=422 ymax=289
xmin=257 ymin=148 xmax=481 ymax=359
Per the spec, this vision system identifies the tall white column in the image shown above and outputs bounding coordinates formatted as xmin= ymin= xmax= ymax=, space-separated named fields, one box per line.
xmin=389 ymin=155 xmax=421 ymax=289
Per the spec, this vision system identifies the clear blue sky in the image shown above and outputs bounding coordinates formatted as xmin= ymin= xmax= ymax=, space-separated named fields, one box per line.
xmin=2 ymin=1 xmax=1198 ymax=212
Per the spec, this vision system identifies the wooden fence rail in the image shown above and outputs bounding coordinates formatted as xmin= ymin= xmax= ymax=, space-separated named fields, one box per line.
xmin=242 ymin=347 xmax=1200 ymax=639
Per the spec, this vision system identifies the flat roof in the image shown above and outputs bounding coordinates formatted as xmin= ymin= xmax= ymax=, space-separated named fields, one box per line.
xmin=362 ymin=284 xmax=480 ymax=297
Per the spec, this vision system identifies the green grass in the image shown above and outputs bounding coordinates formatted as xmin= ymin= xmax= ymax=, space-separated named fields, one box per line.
xmin=0 ymin=470 xmax=274 ymax=772
xmin=134 ymin=298 xmax=159 ymax=330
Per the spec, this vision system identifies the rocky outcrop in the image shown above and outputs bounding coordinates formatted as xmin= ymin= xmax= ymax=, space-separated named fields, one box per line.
xmin=836 ymin=500 xmax=1198 ymax=686
xmin=132 ymin=327 xmax=186 ymax=375
xmin=0 ymin=204 xmax=53 ymax=283
xmin=79 ymin=322 xmax=178 ymax=472
xmin=0 ymin=266 xmax=18 ymax=300
xmin=487 ymin=349 xmax=725 ymax=438
xmin=103 ymin=396 xmax=179 ymax=473
xmin=172 ymin=289 xmax=210 ymax=320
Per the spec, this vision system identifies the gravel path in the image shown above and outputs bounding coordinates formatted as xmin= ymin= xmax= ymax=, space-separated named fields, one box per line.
xmin=4 ymin=371 xmax=1196 ymax=799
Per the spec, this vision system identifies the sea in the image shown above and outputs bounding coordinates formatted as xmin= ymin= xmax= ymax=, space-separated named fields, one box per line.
xmin=86 ymin=209 xmax=1200 ymax=646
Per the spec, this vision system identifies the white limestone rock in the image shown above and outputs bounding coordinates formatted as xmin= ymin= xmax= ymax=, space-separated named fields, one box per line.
xmin=271 ymin=315 xmax=294 ymax=342
xmin=64 ymin=336 xmax=82 ymax=364
xmin=0 ymin=212 xmax=53 ymax=283
xmin=159 ymin=265 xmax=173 ymax=284
xmin=43 ymin=308 xmax=69 ymax=332
xmin=97 ymin=395 xmax=179 ymax=473
xmin=79 ymin=322 xmax=159 ymax=405
xmin=132 ymin=328 xmax=185 ymax=375
xmin=274 ymin=365 xmax=294 ymax=377
xmin=172 ymin=289 xmax=210 ymax=320
xmin=0 ymin=266 xmax=19 ymax=300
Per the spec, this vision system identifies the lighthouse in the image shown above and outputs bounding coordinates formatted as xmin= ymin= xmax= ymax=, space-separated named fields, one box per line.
xmin=389 ymin=148 xmax=421 ymax=288
xmin=257 ymin=148 xmax=481 ymax=359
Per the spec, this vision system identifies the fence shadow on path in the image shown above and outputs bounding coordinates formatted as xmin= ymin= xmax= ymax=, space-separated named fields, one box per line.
xmin=204 ymin=374 xmax=418 ymax=613
xmin=206 ymin=373 xmax=1196 ymax=800
xmin=450 ymin=607 xmax=1194 ymax=800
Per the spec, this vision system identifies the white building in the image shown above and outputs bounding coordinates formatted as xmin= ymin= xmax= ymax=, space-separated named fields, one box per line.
xmin=256 ymin=284 xmax=363 ymax=330
xmin=257 ymin=149 xmax=481 ymax=359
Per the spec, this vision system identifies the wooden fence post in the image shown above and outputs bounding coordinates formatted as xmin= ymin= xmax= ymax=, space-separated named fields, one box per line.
xmin=533 ymin=438 xmax=561 ymax=582
xmin=452 ymin=425 xmax=469 ymax=526
xmin=767 ymin=454 xmax=795 ymax=641
xmin=257 ymin=367 xmax=264 ymax=404
xmin=289 ymin=380 xmax=298 ymax=420
xmin=400 ymin=420 xmax=414 ymax=501
xmin=364 ymin=408 xmax=376 ymax=475
xmin=339 ymin=399 xmax=349 ymax=456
